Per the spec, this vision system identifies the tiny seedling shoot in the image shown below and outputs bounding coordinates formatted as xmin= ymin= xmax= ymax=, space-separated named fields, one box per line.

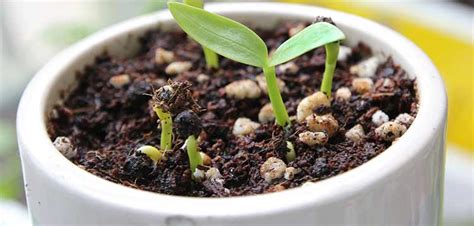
xmin=140 ymin=81 xmax=204 ymax=174
xmin=154 ymin=86 xmax=174 ymax=152
xmin=175 ymin=110 xmax=203 ymax=173
xmin=183 ymin=0 xmax=219 ymax=69
xmin=137 ymin=145 xmax=162 ymax=162
xmin=168 ymin=2 xmax=345 ymax=127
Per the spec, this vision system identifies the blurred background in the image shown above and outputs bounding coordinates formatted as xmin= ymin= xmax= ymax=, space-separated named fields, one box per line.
xmin=0 ymin=0 xmax=472 ymax=225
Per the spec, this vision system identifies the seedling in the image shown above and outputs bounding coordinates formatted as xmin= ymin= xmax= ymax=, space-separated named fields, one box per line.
xmin=183 ymin=0 xmax=219 ymax=69
xmin=175 ymin=110 xmax=203 ymax=173
xmin=168 ymin=2 xmax=345 ymax=127
xmin=152 ymin=81 xmax=199 ymax=151
xmin=286 ymin=141 xmax=296 ymax=162
xmin=137 ymin=145 xmax=163 ymax=162
xmin=153 ymin=86 xmax=174 ymax=152
xmin=151 ymin=81 xmax=203 ymax=172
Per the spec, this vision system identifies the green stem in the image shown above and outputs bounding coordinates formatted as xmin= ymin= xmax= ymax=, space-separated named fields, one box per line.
xmin=263 ymin=66 xmax=290 ymax=127
xmin=183 ymin=0 xmax=203 ymax=8
xmin=154 ymin=108 xmax=173 ymax=151
xmin=183 ymin=0 xmax=219 ymax=69
xmin=185 ymin=135 xmax=202 ymax=173
xmin=203 ymin=47 xmax=219 ymax=69
xmin=320 ymin=42 xmax=340 ymax=97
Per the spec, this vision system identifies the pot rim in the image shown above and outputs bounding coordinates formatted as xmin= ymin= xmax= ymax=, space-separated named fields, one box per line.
xmin=17 ymin=2 xmax=446 ymax=218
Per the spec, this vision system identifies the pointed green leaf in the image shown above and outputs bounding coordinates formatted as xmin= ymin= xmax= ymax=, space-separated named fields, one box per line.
xmin=168 ymin=2 xmax=268 ymax=67
xmin=183 ymin=0 xmax=203 ymax=8
xmin=269 ymin=22 xmax=345 ymax=66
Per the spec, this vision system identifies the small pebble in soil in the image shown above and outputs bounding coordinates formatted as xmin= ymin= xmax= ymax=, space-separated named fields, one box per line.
xmin=350 ymin=54 xmax=386 ymax=77
xmin=277 ymin=61 xmax=299 ymax=74
xmin=200 ymin=152 xmax=211 ymax=166
xmin=205 ymin=167 xmax=225 ymax=185
xmin=288 ymin=23 xmax=305 ymax=37
xmin=225 ymin=79 xmax=261 ymax=100
xmin=258 ymin=103 xmax=274 ymax=123
xmin=311 ymin=157 xmax=328 ymax=177
xmin=284 ymin=167 xmax=301 ymax=180
xmin=305 ymin=113 xmax=339 ymax=137
xmin=196 ymin=73 xmax=210 ymax=83
xmin=154 ymin=48 xmax=175 ymax=65
xmin=382 ymin=78 xmax=396 ymax=89
xmin=260 ymin=157 xmax=287 ymax=183
xmin=371 ymin=110 xmax=389 ymax=126
xmin=53 ymin=136 xmax=77 ymax=159
xmin=109 ymin=74 xmax=131 ymax=88
xmin=395 ymin=113 xmax=415 ymax=126
xmin=165 ymin=61 xmax=192 ymax=75
xmin=256 ymin=74 xmax=286 ymax=94
xmin=232 ymin=117 xmax=260 ymax=136
xmin=298 ymin=131 xmax=329 ymax=146
xmin=297 ymin=91 xmax=330 ymax=122
xmin=193 ymin=168 xmax=206 ymax=182
xmin=337 ymin=45 xmax=352 ymax=61
xmin=345 ymin=124 xmax=365 ymax=142
xmin=375 ymin=122 xmax=407 ymax=141
xmin=352 ymin=77 xmax=374 ymax=94
xmin=335 ymin=87 xmax=352 ymax=102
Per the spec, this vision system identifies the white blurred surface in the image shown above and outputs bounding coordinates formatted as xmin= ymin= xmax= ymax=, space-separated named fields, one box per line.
xmin=0 ymin=149 xmax=472 ymax=226
xmin=0 ymin=200 xmax=30 ymax=226
xmin=444 ymin=146 xmax=474 ymax=225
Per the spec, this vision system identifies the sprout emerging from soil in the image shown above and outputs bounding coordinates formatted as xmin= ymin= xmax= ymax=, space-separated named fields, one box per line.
xmin=286 ymin=141 xmax=296 ymax=162
xmin=168 ymin=2 xmax=345 ymax=126
xmin=320 ymin=42 xmax=340 ymax=97
xmin=183 ymin=0 xmax=219 ymax=69
xmin=153 ymin=86 xmax=174 ymax=151
xmin=137 ymin=145 xmax=163 ymax=162
xmin=152 ymin=81 xmax=201 ymax=152
xmin=175 ymin=110 xmax=203 ymax=173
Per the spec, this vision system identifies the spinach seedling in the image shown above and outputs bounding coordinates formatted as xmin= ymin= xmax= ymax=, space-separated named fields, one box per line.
xmin=168 ymin=2 xmax=345 ymax=126
xmin=182 ymin=0 xmax=219 ymax=69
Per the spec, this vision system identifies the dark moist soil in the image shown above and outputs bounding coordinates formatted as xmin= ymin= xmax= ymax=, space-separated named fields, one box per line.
xmin=47 ymin=21 xmax=418 ymax=197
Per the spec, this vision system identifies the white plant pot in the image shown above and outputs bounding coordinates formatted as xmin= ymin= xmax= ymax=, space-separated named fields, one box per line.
xmin=17 ymin=3 xmax=447 ymax=226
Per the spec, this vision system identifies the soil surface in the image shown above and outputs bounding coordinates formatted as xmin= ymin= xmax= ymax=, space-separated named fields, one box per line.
xmin=47 ymin=21 xmax=418 ymax=197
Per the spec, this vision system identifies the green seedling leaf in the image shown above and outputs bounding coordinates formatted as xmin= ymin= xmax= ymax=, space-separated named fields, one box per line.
xmin=183 ymin=0 xmax=203 ymax=8
xmin=182 ymin=0 xmax=219 ymax=69
xmin=168 ymin=2 xmax=268 ymax=67
xmin=269 ymin=22 xmax=345 ymax=66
